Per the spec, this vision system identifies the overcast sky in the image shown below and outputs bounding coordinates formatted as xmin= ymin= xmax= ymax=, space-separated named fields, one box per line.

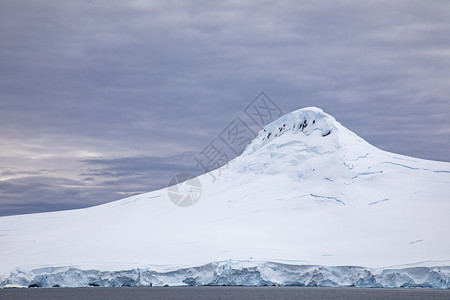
xmin=1 ymin=0 xmax=449 ymax=216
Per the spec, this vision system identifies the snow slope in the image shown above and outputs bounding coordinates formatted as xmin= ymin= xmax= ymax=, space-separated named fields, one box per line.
xmin=1 ymin=107 xmax=450 ymax=288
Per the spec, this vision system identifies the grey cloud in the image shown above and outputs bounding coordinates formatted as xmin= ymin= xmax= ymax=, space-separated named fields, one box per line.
xmin=0 ymin=176 xmax=93 ymax=216
xmin=0 ymin=174 xmax=147 ymax=217
xmin=80 ymin=153 xmax=204 ymax=193
xmin=81 ymin=153 xmax=200 ymax=175
xmin=0 ymin=170 xmax=41 ymax=177
xmin=0 ymin=153 xmax=204 ymax=216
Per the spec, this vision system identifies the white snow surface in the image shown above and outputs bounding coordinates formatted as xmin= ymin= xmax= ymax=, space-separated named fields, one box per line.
xmin=1 ymin=107 xmax=450 ymax=288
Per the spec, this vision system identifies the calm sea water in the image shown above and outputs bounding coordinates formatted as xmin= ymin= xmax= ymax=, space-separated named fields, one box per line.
xmin=1 ymin=286 xmax=449 ymax=300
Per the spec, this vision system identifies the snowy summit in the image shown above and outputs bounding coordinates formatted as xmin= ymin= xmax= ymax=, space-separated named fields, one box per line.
xmin=1 ymin=107 xmax=450 ymax=288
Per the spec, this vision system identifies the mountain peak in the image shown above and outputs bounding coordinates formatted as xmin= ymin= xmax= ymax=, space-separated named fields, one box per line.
xmin=243 ymin=107 xmax=364 ymax=156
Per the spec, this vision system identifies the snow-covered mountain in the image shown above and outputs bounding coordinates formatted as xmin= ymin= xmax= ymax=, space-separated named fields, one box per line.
xmin=1 ymin=107 xmax=450 ymax=288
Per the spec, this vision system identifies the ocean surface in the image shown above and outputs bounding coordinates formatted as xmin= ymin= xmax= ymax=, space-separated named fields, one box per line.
xmin=1 ymin=286 xmax=449 ymax=300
